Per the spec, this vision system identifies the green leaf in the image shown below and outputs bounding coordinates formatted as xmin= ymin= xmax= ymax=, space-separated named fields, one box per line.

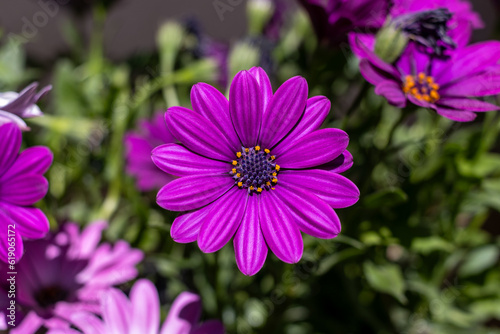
xmin=411 ymin=237 xmax=454 ymax=255
xmin=458 ymin=245 xmax=499 ymax=277
xmin=363 ymin=261 xmax=407 ymax=304
xmin=457 ymin=153 xmax=500 ymax=178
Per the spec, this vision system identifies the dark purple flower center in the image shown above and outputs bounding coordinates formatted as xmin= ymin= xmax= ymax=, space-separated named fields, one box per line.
xmin=230 ymin=146 xmax=280 ymax=194
xmin=34 ymin=285 xmax=69 ymax=308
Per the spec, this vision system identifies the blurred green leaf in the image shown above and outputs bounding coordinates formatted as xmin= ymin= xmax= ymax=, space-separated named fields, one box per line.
xmin=412 ymin=237 xmax=454 ymax=255
xmin=458 ymin=245 xmax=499 ymax=277
xmin=363 ymin=261 xmax=407 ymax=304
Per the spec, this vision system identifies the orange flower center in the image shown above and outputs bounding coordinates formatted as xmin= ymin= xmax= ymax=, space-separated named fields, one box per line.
xmin=402 ymin=72 xmax=440 ymax=103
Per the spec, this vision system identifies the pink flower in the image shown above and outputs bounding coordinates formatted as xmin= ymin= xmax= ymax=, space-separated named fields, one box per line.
xmin=0 ymin=221 xmax=143 ymax=333
xmin=49 ymin=279 xmax=224 ymax=334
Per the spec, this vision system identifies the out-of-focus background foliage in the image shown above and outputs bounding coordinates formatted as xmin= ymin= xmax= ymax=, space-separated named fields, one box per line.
xmin=1 ymin=0 xmax=500 ymax=333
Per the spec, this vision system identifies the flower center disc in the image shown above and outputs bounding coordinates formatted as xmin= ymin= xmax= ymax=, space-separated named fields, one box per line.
xmin=230 ymin=146 xmax=280 ymax=193
xmin=403 ymin=72 xmax=440 ymax=103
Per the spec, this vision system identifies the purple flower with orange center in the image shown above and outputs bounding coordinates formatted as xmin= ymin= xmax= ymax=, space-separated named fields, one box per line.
xmin=152 ymin=67 xmax=359 ymax=276
xmin=0 ymin=123 xmax=52 ymax=263
xmin=125 ymin=112 xmax=177 ymax=191
xmin=354 ymin=39 xmax=500 ymax=121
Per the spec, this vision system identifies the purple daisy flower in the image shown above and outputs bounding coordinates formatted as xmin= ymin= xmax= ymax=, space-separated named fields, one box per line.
xmin=0 ymin=82 xmax=52 ymax=131
xmin=152 ymin=67 xmax=359 ymax=276
xmin=0 ymin=221 xmax=143 ymax=333
xmin=298 ymin=0 xmax=390 ymax=45
xmin=53 ymin=279 xmax=224 ymax=334
xmin=349 ymin=0 xmax=483 ymax=57
xmin=0 ymin=123 xmax=52 ymax=263
xmin=125 ymin=112 xmax=177 ymax=191
xmin=353 ymin=38 xmax=500 ymax=121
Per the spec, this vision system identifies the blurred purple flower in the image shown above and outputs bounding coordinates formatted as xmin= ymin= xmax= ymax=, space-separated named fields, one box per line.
xmin=0 ymin=123 xmax=52 ymax=263
xmin=0 ymin=221 xmax=143 ymax=333
xmin=391 ymin=0 xmax=483 ymax=48
xmin=349 ymin=0 xmax=483 ymax=57
xmin=0 ymin=82 xmax=51 ymax=131
xmin=152 ymin=67 xmax=359 ymax=275
xmin=353 ymin=38 xmax=500 ymax=121
xmin=299 ymin=0 xmax=390 ymax=45
xmin=54 ymin=279 xmax=224 ymax=334
xmin=125 ymin=112 xmax=177 ymax=191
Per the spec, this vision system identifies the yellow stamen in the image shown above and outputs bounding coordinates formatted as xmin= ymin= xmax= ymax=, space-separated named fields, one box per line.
xmin=231 ymin=168 xmax=236 ymax=173
xmin=272 ymin=178 xmax=278 ymax=183
xmin=272 ymin=172 xmax=277 ymax=177
xmin=430 ymin=90 xmax=440 ymax=101
xmin=238 ymin=182 xmax=243 ymax=187
xmin=250 ymin=186 xmax=254 ymax=190
xmin=418 ymin=72 xmax=425 ymax=83
xmin=257 ymin=188 xmax=262 ymax=193
xmin=431 ymin=83 xmax=440 ymax=90
xmin=232 ymin=160 xmax=238 ymax=166
xmin=271 ymin=156 xmax=275 ymax=160
xmin=245 ymin=148 xmax=249 ymax=153
xmin=422 ymin=94 xmax=431 ymax=102
xmin=271 ymin=187 xmax=275 ymax=190
xmin=236 ymin=152 xmax=242 ymax=158
xmin=275 ymin=165 xmax=280 ymax=171
xmin=236 ymin=173 xmax=241 ymax=177
xmin=264 ymin=149 xmax=270 ymax=154
xmin=255 ymin=146 xmax=260 ymax=151
xmin=266 ymin=181 xmax=271 ymax=186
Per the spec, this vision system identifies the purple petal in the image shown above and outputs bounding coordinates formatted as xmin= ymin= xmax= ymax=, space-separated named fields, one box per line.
xmin=317 ymin=150 xmax=353 ymax=173
xmin=198 ymin=187 xmax=248 ymax=253
xmin=436 ymin=41 xmax=500 ymax=83
xmin=165 ymin=107 xmax=235 ymax=161
xmin=0 ymin=203 xmax=49 ymax=239
xmin=171 ymin=203 xmax=214 ymax=243
xmin=70 ymin=312 xmax=105 ymax=334
xmin=259 ymin=76 xmax=308 ymax=149
xmin=435 ymin=106 xmax=477 ymax=122
xmin=437 ymin=98 xmax=500 ymax=112
xmin=157 ymin=174 xmax=234 ymax=211
xmin=276 ymin=183 xmax=341 ymax=238
xmin=348 ymin=32 xmax=376 ymax=58
xmin=0 ymin=123 xmax=21 ymax=175
xmin=229 ymin=70 xmax=263 ymax=147
xmin=274 ymin=96 xmax=330 ymax=155
xmin=249 ymin=67 xmax=273 ymax=111
xmin=0 ymin=110 xmax=29 ymax=130
xmin=359 ymin=59 xmax=397 ymax=86
xmin=161 ymin=292 xmax=201 ymax=334
xmin=259 ymin=190 xmax=303 ymax=264
xmin=354 ymin=37 xmax=400 ymax=78
xmin=439 ymin=72 xmax=500 ymax=97
xmin=101 ymin=289 xmax=132 ymax=334
xmin=0 ymin=83 xmax=38 ymax=115
xmin=130 ymin=280 xmax=160 ymax=334
xmin=0 ymin=175 xmax=48 ymax=206
xmin=152 ymin=144 xmax=229 ymax=177
xmin=191 ymin=83 xmax=240 ymax=151
xmin=77 ymin=221 xmax=107 ymax=257
xmin=277 ymin=129 xmax=349 ymax=169
xmin=279 ymin=169 xmax=359 ymax=208
xmin=0 ymin=146 xmax=52 ymax=182
xmin=375 ymin=81 xmax=407 ymax=107
xmin=234 ymin=195 xmax=268 ymax=276
xmin=0 ymin=210 xmax=24 ymax=263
